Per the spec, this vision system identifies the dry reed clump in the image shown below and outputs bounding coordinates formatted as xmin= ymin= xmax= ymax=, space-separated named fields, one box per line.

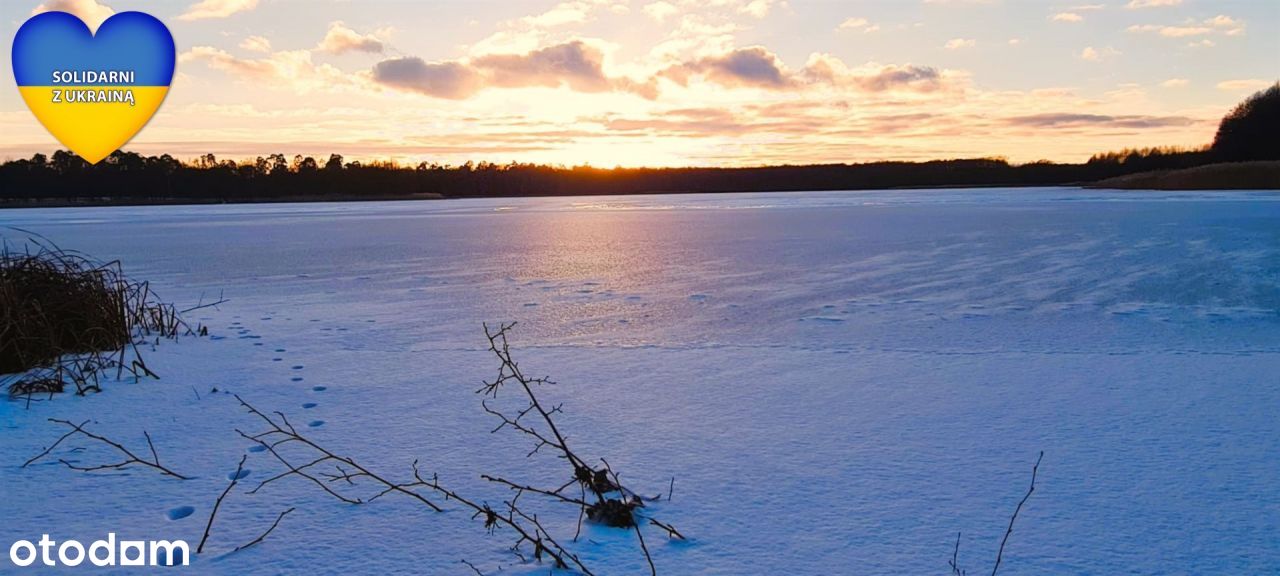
xmin=1 ymin=235 xmax=209 ymax=402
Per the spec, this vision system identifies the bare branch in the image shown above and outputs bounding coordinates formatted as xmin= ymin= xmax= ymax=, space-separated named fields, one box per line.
xmin=992 ymin=451 xmax=1043 ymax=576
xmin=25 ymin=418 xmax=188 ymax=479
xmin=198 ymin=454 xmax=246 ymax=554
xmin=232 ymin=508 xmax=296 ymax=553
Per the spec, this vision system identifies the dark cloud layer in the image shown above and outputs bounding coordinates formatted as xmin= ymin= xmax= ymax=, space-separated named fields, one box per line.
xmin=372 ymin=59 xmax=482 ymax=99
xmin=373 ymin=41 xmax=656 ymax=99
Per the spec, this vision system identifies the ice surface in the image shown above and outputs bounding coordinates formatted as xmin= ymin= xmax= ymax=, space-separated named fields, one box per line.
xmin=2 ymin=188 xmax=1279 ymax=574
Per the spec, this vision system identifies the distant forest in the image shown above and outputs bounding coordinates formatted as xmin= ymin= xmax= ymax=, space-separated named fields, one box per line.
xmin=2 ymin=83 xmax=1275 ymax=204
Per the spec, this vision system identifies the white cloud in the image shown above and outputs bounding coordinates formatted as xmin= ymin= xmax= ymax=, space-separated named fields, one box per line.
xmin=179 ymin=0 xmax=259 ymax=21
xmin=1187 ymin=39 xmax=1215 ymax=48
xmin=31 ymin=0 xmax=113 ymax=32
xmin=521 ymin=1 xmax=592 ymax=27
xmin=1071 ymin=4 xmax=1105 ymax=10
xmin=944 ymin=38 xmax=975 ymax=50
xmin=1126 ymin=0 xmax=1180 ymax=8
xmin=643 ymin=1 xmax=678 ymax=22
xmin=739 ymin=0 xmax=785 ymax=19
xmin=1128 ymin=15 xmax=1245 ymax=38
xmin=1080 ymin=46 xmax=1120 ymax=61
xmin=317 ymin=21 xmax=385 ymax=54
xmin=179 ymin=46 xmax=357 ymax=93
xmin=1217 ymin=79 xmax=1272 ymax=92
xmin=1160 ymin=78 xmax=1188 ymax=88
xmin=834 ymin=17 xmax=875 ymax=32
xmin=1008 ymin=38 xmax=1022 ymax=46
xmin=239 ymin=35 xmax=271 ymax=53
xmin=1052 ymin=12 xmax=1083 ymax=23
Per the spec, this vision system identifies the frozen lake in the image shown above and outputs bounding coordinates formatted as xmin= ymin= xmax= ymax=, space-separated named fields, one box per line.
xmin=3 ymin=188 xmax=1279 ymax=574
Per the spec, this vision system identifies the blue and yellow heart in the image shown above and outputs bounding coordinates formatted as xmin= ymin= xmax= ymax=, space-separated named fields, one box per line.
xmin=12 ymin=11 xmax=175 ymax=164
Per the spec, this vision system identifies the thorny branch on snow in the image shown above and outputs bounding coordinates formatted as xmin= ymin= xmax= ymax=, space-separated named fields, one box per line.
xmin=224 ymin=324 xmax=684 ymax=574
xmin=479 ymin=322 xmax=684 ymax=575
xmin=232 ymin=394 xmax=595 ymax=574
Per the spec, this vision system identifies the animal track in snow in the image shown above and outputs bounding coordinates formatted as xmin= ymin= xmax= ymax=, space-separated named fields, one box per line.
xmin=167 ymin=506 xmax=195 ymax=521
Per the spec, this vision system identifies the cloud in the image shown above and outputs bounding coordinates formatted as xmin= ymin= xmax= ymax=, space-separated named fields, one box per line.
xmin=372 ymin=41 xmax=657 ymax=99
xmin=1160 ymin=78 xmax=1188 ymax=88
xmin=179 ymin=46 xmax=354 ymax=92
xmin=371 ymin=58 xmax=483 ymax=99
xmin=801 ymin=55 xmax=950 ymax=92
xmin=662 ymin=46 xmax=791 ymax=88
xmin=1071 ymin=4 xmax=1105 ymax=10
xmin=739 ymin=0 xmax=784 ymax=18
xmin=643 ymin=1 xmax=678 ymax=22
xmin=1126 ymin=0 xmax=1180 ymax=8
xmin=1052 ymin=12 xmax=1083 ymax=22
xmin=1079 ymin=46 xmax=1119 ymax=61
xmin=1004 ymin=113 xmax=1195 ymax=129
xmin=239 ymin=35 xmax=271 ymax=53
xmin=318 ymin=21 xmax=385 ymax=54
xmin=1217 ymin=79 xmax=1273 ymax=92
xmin=838 ymin=17 xmax=878 ymax=32
xmin=1008 ymin=38 xmax=1022 ymax=45
xmin=1187 ymin=39 xmax=1214 ymax=48
xmin=944 ymin=38 xmax=976 ymax=50
xmin=31 ymin=0 xmax=113 ymax=32
xmin=1127 ymin=24 xmax=1207 ymax=37
xmin=473 ymin=41 xmax=616 ymax=92
xmin=660 ymin=47 xmax=955 ymax=94
xmin=521 ymin=1 xmax=592 ymax=27
xmin=850 ymin=64 xmax=945 ymax=92
xmin=179 ymin=0 xmax=259 ymax=21
xmin=1128 ymin=15 xmax=1245 ymax=38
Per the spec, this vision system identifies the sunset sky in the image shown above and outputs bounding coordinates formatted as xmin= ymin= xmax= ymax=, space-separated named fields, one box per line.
xmin=2 ymin=0 xmax=1276 ymax=167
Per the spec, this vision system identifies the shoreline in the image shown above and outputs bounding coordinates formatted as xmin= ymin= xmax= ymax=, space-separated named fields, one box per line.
xmin=1088 ymin=161 xmax=1280 ymax=191
xmin=2 ymin=162 xmax=1276 ymax=209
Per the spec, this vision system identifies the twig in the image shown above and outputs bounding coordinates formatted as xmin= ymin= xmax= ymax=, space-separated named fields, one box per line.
xmin=478 ymin=323 xmax=680 ymax=574
xmin=991 ymin=451 xmax=1043 ymax=576
xmin=634 ymin=519 xmax=656 ymax=576
xmin=231 ymin=508 xmax=295 ymax=553
xmin=25 ymin=418 xmax=188 ymax=479
xmin=646 ymin=518 xmax=686 ymax=541
xmin=198 ymin=454 xmax=246 ymax=554
xmin=950 ymin=531 xmax=965 ymax=576
xmin=234 ymin=394 xmax=441 ymax=511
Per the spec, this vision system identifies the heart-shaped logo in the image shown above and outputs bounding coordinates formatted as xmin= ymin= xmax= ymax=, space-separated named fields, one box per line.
xmin=12 ymin=11 xmax=175 ymax=164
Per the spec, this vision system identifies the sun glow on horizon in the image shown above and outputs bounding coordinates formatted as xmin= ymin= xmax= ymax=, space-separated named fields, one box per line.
xmin=1 ymin=0 xmax=1276 ymax=167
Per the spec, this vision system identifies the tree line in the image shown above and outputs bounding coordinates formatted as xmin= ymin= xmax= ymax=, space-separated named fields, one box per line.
xmin=1 ymin=83 xmax=1274 ymax=203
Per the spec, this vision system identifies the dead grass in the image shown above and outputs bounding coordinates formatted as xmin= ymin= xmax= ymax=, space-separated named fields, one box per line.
xmin=1 ymin=232 xmax=209 ymax=402
xmin=1092 ymin=161 xmax=1280 ymax=190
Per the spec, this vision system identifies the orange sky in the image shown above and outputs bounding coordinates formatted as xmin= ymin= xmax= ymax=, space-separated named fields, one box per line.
xmin=2 ymin=0 xmax=1276 ymax=167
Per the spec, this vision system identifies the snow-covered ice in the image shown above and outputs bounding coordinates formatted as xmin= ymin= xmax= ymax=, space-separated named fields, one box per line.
xmin=2 ymin=188 xmax=1279 ymax=574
